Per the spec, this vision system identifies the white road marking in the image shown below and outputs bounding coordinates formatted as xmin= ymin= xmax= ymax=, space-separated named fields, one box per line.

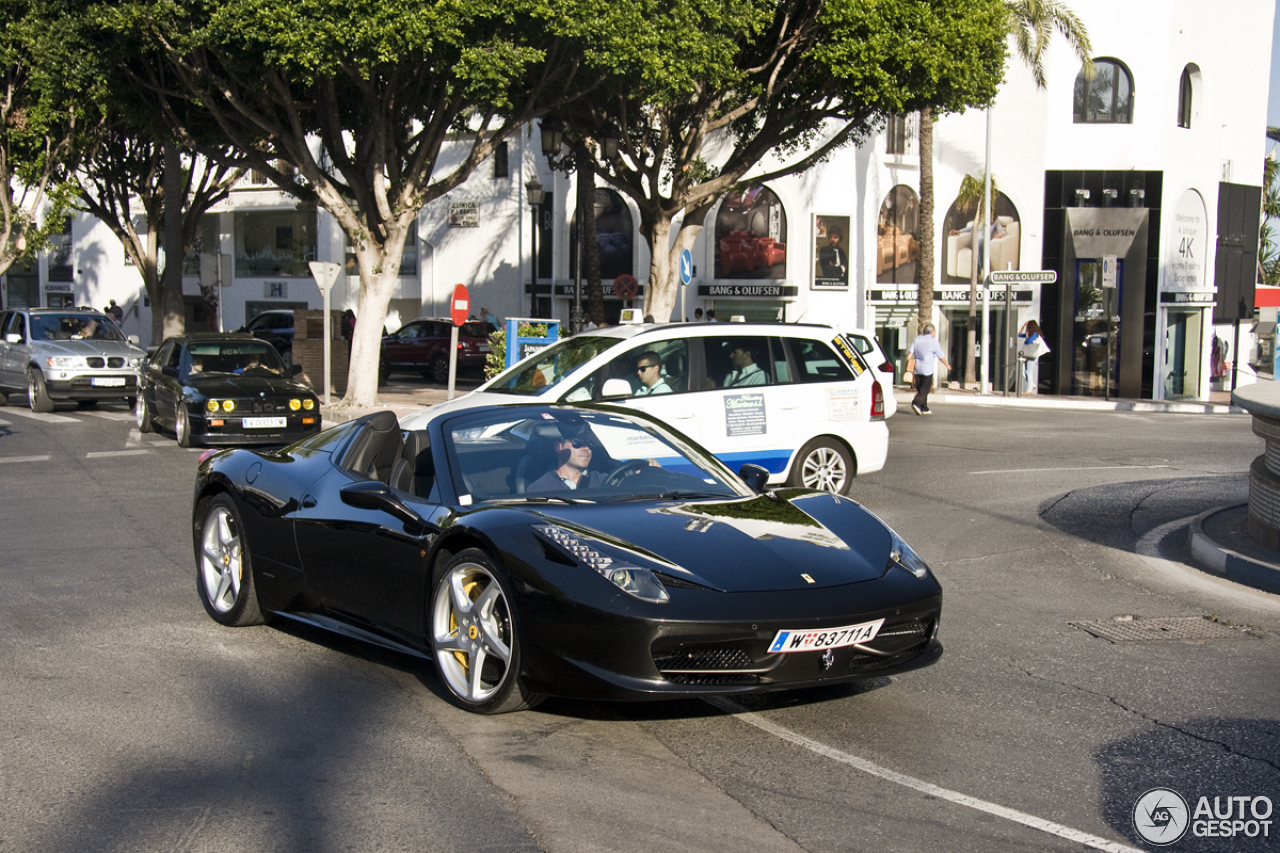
xmin=706 ymin=697 xmax=1144 ymax=853
xmin=969 ymin=465 xmax=1171 ymax=475
xmin=0 ymin=454 xmax=52 ymax=464
xmin=0 ymin=408 xmax=78 ymax=423
xmin=85 ymin=449 xmax=151 ymax=458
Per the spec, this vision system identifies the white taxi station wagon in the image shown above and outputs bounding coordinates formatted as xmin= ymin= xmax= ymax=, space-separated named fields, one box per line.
xmin=402 ymin=322 xmax=888 ymax=495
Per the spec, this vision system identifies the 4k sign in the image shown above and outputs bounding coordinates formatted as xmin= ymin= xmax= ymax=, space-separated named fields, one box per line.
xmin=451 ymin=284 xmax=470 ymax=326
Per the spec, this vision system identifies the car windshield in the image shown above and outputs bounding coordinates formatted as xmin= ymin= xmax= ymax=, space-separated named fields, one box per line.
xmin=186 ymin=342 xmax=287 ymax=376
xmin=443 ymin=406 xmax=744 ymax=504
xmin=484 ymin=336 xmax=623 ymax=397
xmin=32 ymin=313 xmax=127 ymax=343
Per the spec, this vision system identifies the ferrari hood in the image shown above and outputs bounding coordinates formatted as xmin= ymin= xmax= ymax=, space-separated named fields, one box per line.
xmin=536 ymin=493 xmax=892 ymax=592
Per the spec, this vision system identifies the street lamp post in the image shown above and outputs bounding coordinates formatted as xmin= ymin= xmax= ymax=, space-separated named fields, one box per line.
xmin=526 ymin=177 xmax=544 ymax=317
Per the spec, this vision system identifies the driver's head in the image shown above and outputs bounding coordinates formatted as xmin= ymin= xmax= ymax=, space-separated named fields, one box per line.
xmin=554 ymin=424 xmax=594 ymax=469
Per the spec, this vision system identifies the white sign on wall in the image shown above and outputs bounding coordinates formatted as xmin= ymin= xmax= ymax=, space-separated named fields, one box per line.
xmin=1164 ymin=189 xmax=1208 ymax=293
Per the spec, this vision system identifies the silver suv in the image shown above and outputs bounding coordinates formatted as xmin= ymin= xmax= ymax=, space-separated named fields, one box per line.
xmin=0 ymin=308 xmax=146 ymax=411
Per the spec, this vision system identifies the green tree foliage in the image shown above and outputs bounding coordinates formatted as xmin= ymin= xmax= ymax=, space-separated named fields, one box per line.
xmin=92 ymin=0 xmax=636 ymax=406
xmin=915 ymin=0 xmax=1092 ymax=334
xmin=0 ymin=0 xmax=83 ymax=282
xmin=559 ymin=0 xmax=1010 ymax=322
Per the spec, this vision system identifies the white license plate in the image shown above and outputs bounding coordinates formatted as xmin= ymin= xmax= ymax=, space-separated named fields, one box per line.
xmin=91 ymin=377 xmax=126 ymax=387
xmin=768 ymin=619 xmax=884 ymax=653
xmin=478 ymin=344 xmax=491 ymax=352
xmin=243 ymin=417 xmax=287 ymax=429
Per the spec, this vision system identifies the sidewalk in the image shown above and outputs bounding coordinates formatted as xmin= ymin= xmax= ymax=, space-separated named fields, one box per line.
xmin=895 ymin=385 xmax=1246 ymax=415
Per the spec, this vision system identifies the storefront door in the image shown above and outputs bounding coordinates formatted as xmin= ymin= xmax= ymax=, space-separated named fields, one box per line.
xmin=1072 ymin=259 xmax=1122 ymax=397
xmin=1164 ymin=309 xmax=1203 ymax=399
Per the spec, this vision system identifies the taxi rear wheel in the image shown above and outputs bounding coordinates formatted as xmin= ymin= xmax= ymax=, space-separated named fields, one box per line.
xmin=789 ymin=437 xmax=854 ymax=495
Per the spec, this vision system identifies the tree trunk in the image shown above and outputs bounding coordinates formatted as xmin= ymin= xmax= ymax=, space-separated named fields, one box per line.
xmin=916 ymin=108 xmax=936 ymax=337
xmin=341 ymin=219 xmax=412 ymax=407
xmin=161 ymin=144 xmax=186 ymax=339
xmin=641 ymin=214 xmax=703 ymax=323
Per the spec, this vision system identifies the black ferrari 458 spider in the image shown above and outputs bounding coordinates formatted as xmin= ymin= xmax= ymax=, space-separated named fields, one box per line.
xmin=192 ymin=403 xmax=942 ymax=713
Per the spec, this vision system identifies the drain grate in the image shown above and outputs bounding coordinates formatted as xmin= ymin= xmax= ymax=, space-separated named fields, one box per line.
xmin=1069 ymin=616 xmax=1252 ymax=643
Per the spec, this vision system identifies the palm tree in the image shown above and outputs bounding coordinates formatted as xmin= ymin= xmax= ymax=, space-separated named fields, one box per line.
xmin=1260 ymin=129 xmax=1280 ymax=285
xmin=953 ymin=173 xmax=999 ymax=384
xmin=914 ymin=1 xmax=1092 ymax=352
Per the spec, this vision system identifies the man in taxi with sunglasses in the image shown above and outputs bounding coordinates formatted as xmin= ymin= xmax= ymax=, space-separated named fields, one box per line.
xmin=632 ymin=351 xmax=671 ymax=396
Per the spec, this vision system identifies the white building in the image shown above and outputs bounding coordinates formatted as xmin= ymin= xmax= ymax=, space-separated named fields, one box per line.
xmin=3 ymin=0 xmax=1271 ymax=401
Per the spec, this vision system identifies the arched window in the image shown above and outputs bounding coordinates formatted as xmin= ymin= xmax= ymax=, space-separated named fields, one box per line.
xmin=1073 ymin=58 xmax=1134 ymax=124
xmin=1177 ymin=64 xmax=1200 ymax=129
xmin=876 ymin=186 xmax=921 ymax=284
xmin=713 ymin=185 xmax=787 ymax=280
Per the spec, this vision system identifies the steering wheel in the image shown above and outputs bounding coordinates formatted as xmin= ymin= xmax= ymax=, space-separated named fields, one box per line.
xmin=605 ymin=458 xmax=650 ymax=486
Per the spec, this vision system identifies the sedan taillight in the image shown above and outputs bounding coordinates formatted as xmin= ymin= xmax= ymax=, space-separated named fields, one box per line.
xmin=871 ymin=380 xmax=885 ymax=420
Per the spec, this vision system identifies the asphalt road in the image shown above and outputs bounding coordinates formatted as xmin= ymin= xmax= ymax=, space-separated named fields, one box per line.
xmin=1 ymin=395 xmax=1277 ymax=853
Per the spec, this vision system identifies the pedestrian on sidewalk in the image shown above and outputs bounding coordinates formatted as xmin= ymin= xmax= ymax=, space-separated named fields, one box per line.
xmin=908 ymin=323 xmax=950 ymax=416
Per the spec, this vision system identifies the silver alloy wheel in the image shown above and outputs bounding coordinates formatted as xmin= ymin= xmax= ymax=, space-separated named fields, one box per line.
xmin=135 ymin=395 xmax=150 ymax=431
xmin=176 ymin=406 xmax=191 ymax=447
xmin=199 ymin=505 xmax=243 ymax=614
xmin=431 ymin=561 xmax=513 ymax=705
xmin=800 ymin=445 xmax=848 ymax=493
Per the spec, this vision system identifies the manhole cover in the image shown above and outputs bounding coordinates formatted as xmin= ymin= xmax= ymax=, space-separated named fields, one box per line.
xmin=1069 ymin=616 xmax=1252 ymax=643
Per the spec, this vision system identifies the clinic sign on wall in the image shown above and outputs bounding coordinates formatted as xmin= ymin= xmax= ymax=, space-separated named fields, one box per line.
xmin=1163 ymin=189 xmax=1209 ymax=296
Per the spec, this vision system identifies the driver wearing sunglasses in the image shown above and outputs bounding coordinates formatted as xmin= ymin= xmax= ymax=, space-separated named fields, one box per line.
xmin=527 ymin=426 xmax=610 ymax=491
xmin=632 ymin=351 xmax=671 ymax=396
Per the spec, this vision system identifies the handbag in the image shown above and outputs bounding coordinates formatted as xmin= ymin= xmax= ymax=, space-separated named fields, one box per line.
xmin=903 ymin=354 xmax=916 ymax=385
xmin=1018 ymin=333 xmax=1050 ymax=360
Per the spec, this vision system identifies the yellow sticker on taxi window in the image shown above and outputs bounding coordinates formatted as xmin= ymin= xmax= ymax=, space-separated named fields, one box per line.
xmin=831 ymin=335 xmax=866 ymax=376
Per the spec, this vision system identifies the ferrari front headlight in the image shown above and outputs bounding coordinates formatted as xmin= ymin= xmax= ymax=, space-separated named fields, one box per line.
xmin=887 ymin=531 xmax=932 ymax=579
xmin=534 ymin=524 xmax=670 ymax=603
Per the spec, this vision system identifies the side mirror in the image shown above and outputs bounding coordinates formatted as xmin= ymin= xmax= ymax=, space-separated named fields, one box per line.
xmin=161 ymin=366 xmax=180 ymax=378
xmin=340 ymin=480 xmax=439 ymax=532
xmin=738 ymin=463 xmax=770 ymax=494
xmin=601 ymin=378 xmax=632 ymax=398
xmin=4 ymin=333 xmax=21 ymax=344
xmin=291 ymin=364 xmax=303 ymax=377
xmin=127 ymin=335 xmax=141 ymax=345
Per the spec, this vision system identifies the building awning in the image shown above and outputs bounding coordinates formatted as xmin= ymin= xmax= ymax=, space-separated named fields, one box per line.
xmin=1255 ymin=286 xmax=1280 ymax=308
xmin=1253 ymin=321 xmax=1276 ymax=338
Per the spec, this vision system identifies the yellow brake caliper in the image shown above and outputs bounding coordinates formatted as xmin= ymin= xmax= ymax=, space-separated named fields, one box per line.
xmin=450 ymin=578 xmax=483 ymax=671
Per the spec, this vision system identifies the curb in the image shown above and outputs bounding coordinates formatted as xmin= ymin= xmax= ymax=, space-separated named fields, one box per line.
xmin=1188 ymin=504 xmax=1280 ymax=596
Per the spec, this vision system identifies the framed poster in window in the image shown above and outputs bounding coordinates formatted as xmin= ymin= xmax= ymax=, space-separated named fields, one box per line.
xmin=813 ymin=215 xmax=850 ymax=290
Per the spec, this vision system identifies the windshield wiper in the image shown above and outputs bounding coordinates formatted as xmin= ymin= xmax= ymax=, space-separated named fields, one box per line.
xmin=492 ymin=495 xmax=590 ymax=505
xmin=614 ymin=490 xmax=729 ymax=502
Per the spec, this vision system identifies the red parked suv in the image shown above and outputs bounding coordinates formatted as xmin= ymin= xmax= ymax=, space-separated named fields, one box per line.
xmin=380 ymin=318 xmax=495 ymax=384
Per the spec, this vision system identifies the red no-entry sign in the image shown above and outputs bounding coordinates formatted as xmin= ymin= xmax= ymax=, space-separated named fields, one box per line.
xmin=450 ymin=284 xmax=470 ymax=326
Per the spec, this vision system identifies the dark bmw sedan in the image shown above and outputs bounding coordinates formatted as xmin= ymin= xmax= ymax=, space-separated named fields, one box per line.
xmin=137 ymin=333 xmax=321 ymax=447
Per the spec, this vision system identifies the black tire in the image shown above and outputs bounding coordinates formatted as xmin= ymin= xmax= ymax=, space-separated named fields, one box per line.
xmin=176 ymin=405 xmax=193 ymax=448
xmin=136 ymin=395 xmax=153 ymax=433
xmin=27 ymin=369 xmax=54 ymax=413
xmin=429 ymin=549 xmax=544 ymax=714
xmin=429 ymin=354 xmax=449 ymax=384
xmin=0 ymin=389 xmax=8 ymax=407
xmin=787 ymin=437 xmax=855 ymax=495
xmin=378 ymin=363 xmax=390 ymax=387
xmin=195 ymin=494 xmax=268 ymax=626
